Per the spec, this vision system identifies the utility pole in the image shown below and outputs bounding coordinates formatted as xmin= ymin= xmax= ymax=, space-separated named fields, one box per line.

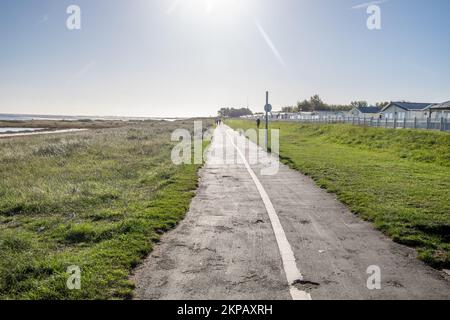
xmin=264 ymin=91 xmax=272 ymax=150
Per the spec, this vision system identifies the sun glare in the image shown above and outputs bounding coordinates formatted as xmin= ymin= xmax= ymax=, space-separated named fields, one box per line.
xmin=167 ymin=0 xmax=246 ymax=16
xmin=204 ymin=0 xmax=243 ymax=13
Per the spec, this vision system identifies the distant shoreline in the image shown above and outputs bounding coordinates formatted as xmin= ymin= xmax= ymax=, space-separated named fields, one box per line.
xmin=0 ymin=113 xmax=186 ymax=122
xmin=0 ymin=128 xmax=88 ymax=138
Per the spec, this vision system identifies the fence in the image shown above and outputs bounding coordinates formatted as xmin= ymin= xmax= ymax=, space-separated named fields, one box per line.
xmin=248 ymin=115 xmax=450 ymax=132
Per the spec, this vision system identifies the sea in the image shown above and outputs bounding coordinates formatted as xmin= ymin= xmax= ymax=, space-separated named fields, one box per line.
xmin=0 ymin=113 xmax=180 ymax=122
xmin=0 ymin=127 xmax=44 ymax=133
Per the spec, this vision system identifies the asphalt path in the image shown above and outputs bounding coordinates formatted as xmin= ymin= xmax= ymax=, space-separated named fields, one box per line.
xmin=132 ymin=124 xmax=450 ymax=300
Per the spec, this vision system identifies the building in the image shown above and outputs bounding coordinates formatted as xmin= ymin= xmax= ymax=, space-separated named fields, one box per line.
xmin=315 ymin=110 xmax=347 ymax=118
xmin=429 ymin=101 xmax=450 ymax=120
xmin=380 ymin=102 xmax=435 ymax=120
xmin=349 ymin=106 xmax=382 ymax=118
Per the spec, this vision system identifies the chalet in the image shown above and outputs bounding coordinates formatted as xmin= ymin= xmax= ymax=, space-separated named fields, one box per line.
xmin=380 ymin=102 xmax=435 ymax=120
xmin=429 ymin=101 xmax=450 ymax=120
xmin=349 ymin=106 xmax=382 ymax=118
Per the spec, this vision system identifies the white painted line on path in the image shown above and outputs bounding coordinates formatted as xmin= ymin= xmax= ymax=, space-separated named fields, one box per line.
xmin=224 ymin=127 xmax=312 ymax=300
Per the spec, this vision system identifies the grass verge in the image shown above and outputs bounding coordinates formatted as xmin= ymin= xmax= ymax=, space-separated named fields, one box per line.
xmin=0 ymin=119 xmax=212 ymax=299
xmin=227 ymin=120 xmax=450 ymax=269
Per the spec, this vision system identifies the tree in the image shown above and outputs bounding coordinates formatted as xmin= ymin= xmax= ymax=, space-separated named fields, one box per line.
xmin=328 ymin=104 xmax=353 ymax=111
xmin=281 ymin=106 xmax=296 ymax=113
xmin=310 ymin=95 xmax=326 ymax=111
xmin=350 ymin=101 xmax=368 ymax=108
xmin=292 ymin=95 xmax=371 ymax=113
xmin=375 ymin=101 xmax=389 ymax=108
xmin=297 ymin=99 xmax=312 ymax=112
xmin=217 ymin=107 xmax=253 ymax=118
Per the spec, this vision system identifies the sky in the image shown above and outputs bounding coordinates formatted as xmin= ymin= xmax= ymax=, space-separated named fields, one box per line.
xmin=0 ymin=0 xmax=449 ymax=117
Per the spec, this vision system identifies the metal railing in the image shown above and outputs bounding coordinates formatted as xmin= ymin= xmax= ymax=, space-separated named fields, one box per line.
xmin=245 ymin=115 xmax=450 ymax=132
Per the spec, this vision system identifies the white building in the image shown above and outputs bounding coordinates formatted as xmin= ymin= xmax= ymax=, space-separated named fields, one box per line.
xmin=348 ymin=106 xmax=382 ymax=118
xmin=380 ymin=102 xmax=434 ymax=120
xmin=429 ymin=101 xmax=450 ymax=120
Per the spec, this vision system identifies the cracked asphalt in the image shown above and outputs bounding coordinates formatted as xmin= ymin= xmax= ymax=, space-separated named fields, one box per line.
xmin=132 ymin=125 xmax=450 ymax=300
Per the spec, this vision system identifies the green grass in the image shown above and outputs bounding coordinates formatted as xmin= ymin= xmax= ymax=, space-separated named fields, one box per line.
xmin=0 ymin=119 xmax=212 ymax=299
xmin=227 ymin=120 xmax=450 ymax=269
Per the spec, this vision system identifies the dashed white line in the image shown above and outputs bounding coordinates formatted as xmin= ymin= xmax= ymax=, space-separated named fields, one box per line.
xmin=224 ymin=127 xmax=312 ymax=301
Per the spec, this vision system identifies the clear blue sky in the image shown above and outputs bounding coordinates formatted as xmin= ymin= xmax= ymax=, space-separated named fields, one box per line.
xmin=0 ymin=0 xmax=449 ymax=117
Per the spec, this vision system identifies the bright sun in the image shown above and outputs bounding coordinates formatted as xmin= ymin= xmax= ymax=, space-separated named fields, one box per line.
xmin=204 ymin=0 xmax=241 ymax=13
xmin=168 ymin=0 xmax=246 ymax=16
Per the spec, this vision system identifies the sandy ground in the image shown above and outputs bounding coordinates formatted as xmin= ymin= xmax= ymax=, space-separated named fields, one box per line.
xmin=132 ymin=125 xmax=450 ymax=300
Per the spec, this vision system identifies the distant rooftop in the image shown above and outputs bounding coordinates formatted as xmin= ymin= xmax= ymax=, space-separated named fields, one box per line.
xmin=356 ymin=106 xmax=382 ymax=114
xmin=430 ymin=101 xmax=450 ymax=110
xmin=385 ymin=102 xmax=435 ymax=111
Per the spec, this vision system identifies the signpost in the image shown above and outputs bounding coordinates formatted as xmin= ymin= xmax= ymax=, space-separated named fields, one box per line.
xmin=264 ymin=91 xmax=272 ymax=150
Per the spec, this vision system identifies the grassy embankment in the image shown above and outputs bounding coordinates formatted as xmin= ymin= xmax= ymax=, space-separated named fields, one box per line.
xmin=227 ymin=120 xmax=450 ymax=269
xmin=0 ymin=119 xmax=212 ymax=299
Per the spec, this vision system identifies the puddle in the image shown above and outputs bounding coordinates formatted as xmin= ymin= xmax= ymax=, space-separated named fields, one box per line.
xmin=0 ymin=127 xmax=44 ymax=133
xmin=292 ymin=279 xmax=320 ymax=291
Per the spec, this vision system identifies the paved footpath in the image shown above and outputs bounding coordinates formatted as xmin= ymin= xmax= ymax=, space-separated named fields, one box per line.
xmin=132 ymin=125 xmax=450 ymax=300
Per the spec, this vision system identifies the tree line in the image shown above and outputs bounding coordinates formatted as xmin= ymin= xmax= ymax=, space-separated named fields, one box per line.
xmin=217 ymin=107 xmax=253 ymax=118
xmin=217 ymin=96 xmax=389 ymax=117
xmin=281 ymin=95 xmax=389 ymax=113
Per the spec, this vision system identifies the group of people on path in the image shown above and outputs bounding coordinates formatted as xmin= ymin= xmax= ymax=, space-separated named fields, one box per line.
xmin=214 ymin=118 xmax=262 ymax=129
